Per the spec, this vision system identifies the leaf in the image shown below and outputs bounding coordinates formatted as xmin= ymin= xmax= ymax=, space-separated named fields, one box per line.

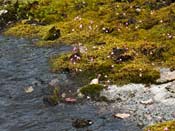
xmin=113 ymin=113 xmax=130 ymax=119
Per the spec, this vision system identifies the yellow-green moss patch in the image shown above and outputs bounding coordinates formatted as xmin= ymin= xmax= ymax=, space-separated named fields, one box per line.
xmin=144 ymin=120 xmax=175 ymax=131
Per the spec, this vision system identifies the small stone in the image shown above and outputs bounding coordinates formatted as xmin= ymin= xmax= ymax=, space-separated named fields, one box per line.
xmin=49 ymin=79 xmax=59 ymax=87
xmin=24 ymin=86 xmax=34 ymax=93
xmin=72 ymin=119 xmax=93 ymax=128
xmin=140 ymin=99 xmax=153 ymax=105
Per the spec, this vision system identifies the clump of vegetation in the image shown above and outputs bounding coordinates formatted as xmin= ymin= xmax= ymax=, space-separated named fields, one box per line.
xmin=43 ymin=87 xmax=60 ymax=106
xmin=80 ymin=84 xmax=105 ymax=99
xmin=144 ymin=120 xmax=175 ymax=131
xmin=2 ymin=0 xmax=175 ymax=84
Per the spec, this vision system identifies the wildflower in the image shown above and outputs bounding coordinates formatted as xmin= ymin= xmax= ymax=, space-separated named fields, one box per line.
xmin=88 ymin=25 xmax=92 ymax=30
xmin=164 ymin=127 xmax=169 ymax=131
xmin=135 ymin=8 xmax=141 ymax=13
xmin=79 ymin=24 xmax=83 ymax=29
xmin=102 ymin=27 xmax=106 ymax=31
xmin=139 ymin=73 xmax=142 ymax=77
xmin=90 ymin=20 xmax=94 ymax=24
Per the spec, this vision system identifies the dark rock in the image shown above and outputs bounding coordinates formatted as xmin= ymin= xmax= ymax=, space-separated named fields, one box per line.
xmin=96 ymin=42 xmax=106 ymax=45
xmin=43 ymin=26 xmax=61 ymax=40
xmin=127 ymin=18 xmax=137 ymax=25
xmin=110 ymin=48 xmax=134 ymax=63
xmin=112 ymin=47 xmax=127 ymax=57
xmin=72 ymin=118 xmax=93 ymax=128
xmin=96 ymin=2 xmax=105 ymax=6
xmin=140 ymin=44 xmax=165 ymax=60
xmin=115 ymin=54 xmax=134 ymax=63
xmin=75 ymin=2 xmax=88 ymax=10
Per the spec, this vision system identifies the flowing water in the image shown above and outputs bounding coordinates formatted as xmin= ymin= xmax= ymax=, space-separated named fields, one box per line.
xmin=0 ymin=35 xmax=141 ymax=131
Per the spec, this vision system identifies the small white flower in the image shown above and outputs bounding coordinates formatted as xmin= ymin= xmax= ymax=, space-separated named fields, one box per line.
xmin=79 ymin=24 xmax=83 ymax=29
xmin=139 ymin=73 xmax=142 ymax=77
xmin=135 ymin=8 xmax=141 ymax=12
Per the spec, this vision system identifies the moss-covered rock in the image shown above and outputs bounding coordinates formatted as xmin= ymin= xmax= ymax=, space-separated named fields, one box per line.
xmin=144 ymin=120 xmax=175 ymax=131
xmin=43 ymin=26 xmax=61 ymax=40
xmin=80 ymin=84 xmax=105 ymax=99
xmin=43 ymin=87 xmax=59 ymax=106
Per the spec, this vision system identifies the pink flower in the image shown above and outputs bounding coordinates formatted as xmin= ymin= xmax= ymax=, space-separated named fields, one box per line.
xmin=164 ymin=127 xmax=169 ymax=131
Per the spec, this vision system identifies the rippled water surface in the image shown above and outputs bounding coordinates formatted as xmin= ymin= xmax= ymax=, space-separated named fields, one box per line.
xmin=0 ymin=36 xmax=141 ymax=131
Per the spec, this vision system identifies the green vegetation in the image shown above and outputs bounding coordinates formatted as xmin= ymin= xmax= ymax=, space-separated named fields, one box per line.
xmin=80 ymin=84 xmax=106 ymax=99
xmin=2 ymin=0 xmax=175 ymax=85
xmin=144 ymin=120 xmax=175 ymax=131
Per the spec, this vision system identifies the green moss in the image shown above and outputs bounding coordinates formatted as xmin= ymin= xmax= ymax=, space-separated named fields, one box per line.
xmin=111 ymin=62 xmax=160 ymax=84
xmin=2 ymin=0 xmax=175 ymax=85
xmin=144 ymin=120 xmax=175 ymax=131
xmin=80 ymin=84 xmax=105 ymax=99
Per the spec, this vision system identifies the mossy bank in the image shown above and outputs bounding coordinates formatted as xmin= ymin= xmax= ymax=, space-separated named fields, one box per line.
xmin=1 ymin=0 xmax=175 ymax=84
xmin=144 ymin=120 xmax=175 ymax=131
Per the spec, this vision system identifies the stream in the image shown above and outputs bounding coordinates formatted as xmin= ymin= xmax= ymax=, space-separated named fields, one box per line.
xmin=0 ymin=35 xmax=141 ymax=131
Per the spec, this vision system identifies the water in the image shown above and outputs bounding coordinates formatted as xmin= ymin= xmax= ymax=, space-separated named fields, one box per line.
xmin=0 ymin=35 xmax=141 ymax=131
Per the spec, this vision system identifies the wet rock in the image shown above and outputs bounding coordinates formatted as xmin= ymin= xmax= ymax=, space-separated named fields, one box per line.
xmin=72 ymin=118 xmax=93 ymax=128
xmin=49 ymin=78 xmax=59 ymax=87
xmin=43 ymin=26 xmax=61 ymax=41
